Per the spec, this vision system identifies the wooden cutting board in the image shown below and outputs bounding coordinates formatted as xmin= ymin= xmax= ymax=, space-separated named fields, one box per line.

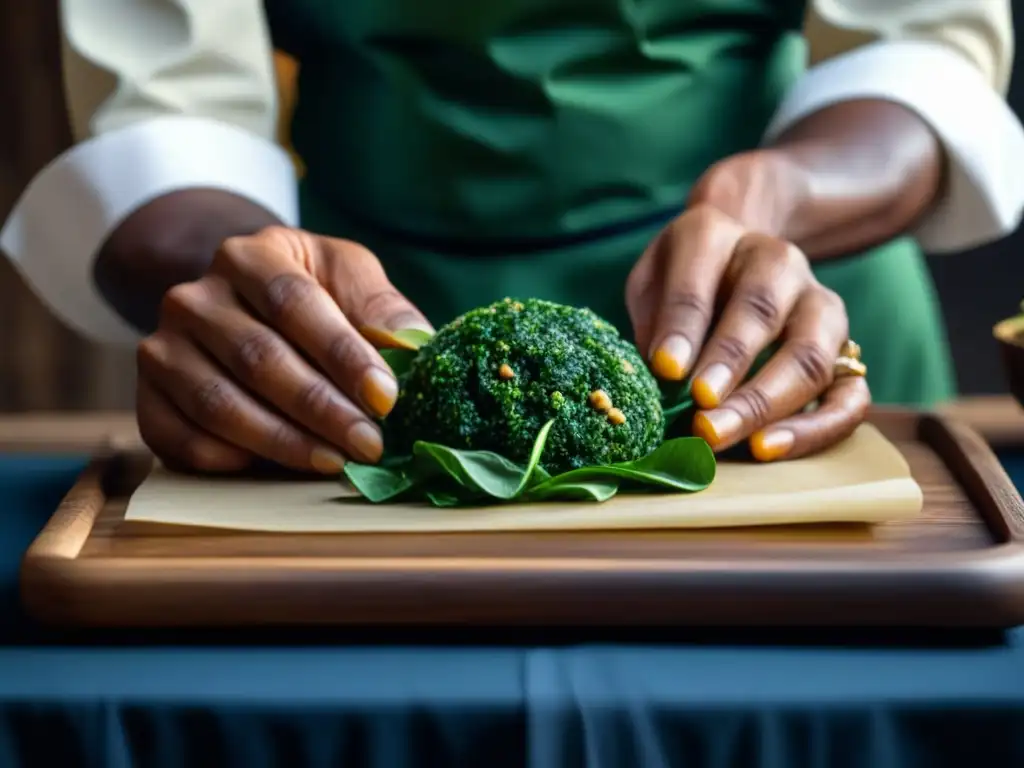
xmin=19 ymin=409 xmax=1024 ymax=629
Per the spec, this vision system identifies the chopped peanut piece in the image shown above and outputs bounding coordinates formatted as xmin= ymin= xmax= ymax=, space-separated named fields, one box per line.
xmin=588 ymin=389 xmax=612 ymax=412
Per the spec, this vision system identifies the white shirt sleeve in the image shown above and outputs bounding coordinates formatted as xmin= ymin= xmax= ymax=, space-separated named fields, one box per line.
xmin=0 ymin=0 xmax=297 ymax=345
xmin=765 ymin=0 xmax=1024 ymax=254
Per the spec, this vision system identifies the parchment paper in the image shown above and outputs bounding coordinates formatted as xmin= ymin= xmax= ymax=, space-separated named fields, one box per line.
xmin=124 ymin=424 xmax=922 ymax=532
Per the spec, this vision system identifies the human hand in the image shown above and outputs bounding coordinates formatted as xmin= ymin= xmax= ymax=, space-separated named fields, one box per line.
xmin=626 ymin=151 xmax=870 ymax=462
xmin=136 ymin=226 xmax=432 ymax=474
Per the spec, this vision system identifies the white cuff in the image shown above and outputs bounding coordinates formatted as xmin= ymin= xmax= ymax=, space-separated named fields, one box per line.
xmin=0 ymin=116 xmax=299 ymax=345
xmin=764 ymin=40 xmax=1024 ymax=254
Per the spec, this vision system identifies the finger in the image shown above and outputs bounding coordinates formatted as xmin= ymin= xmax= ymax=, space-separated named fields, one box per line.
xmin=689 ymin=234 xmax=810 ymax=410
xmin=624 ymin=238 xmax=663 ymax=355
xmin=643 ymin=205 xmax=746 ymax=381
xmin=138 ymin=332 xmax=371 ymax=471
xmin=692 ymin=286 xmax=848 ymax=451
xmin=136 ymin=378 xmax=253 ymax=473
xmin=748 ymin=375 xmax=871 ymax=462
xmin=209 ymin=229 xmax=402 ymax=419
xmin=162 ymin=280 xmax=382 ymax=458
xmin=319 ymin=236 xmax=434 ymax=342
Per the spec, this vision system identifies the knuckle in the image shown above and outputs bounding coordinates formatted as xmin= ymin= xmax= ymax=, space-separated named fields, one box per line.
xmin=663 ymin=290 xmax=713 ymax=323
xmin=815 ymin=284 xmax=846 ymax=312
xmin=732 ymin=387 xmax=772 ymax=426
xmin=735 ymin=287 xmax=780 ymax=330
xmin=359 ymin=286 xmax=407 ymax=324
xmin=296 ymin=378 xmax=341 ymax=422
xmin=161 ymin=282 xmax=204 ymax=319
xmin=791 ymin=341 xmax=833 ymax=390
xmin=270 ymin=422 xmax=306 ymax=460
xmin=712 ymin=335 xmax=749 ymax=365
xmin=189 ymin=378 xmax=236 ymax=426
xmin=324 ymin=333 xmax=364 ymax=381
xmin=215 ymin=234 xmax=254 ymax=272
xmin=179 ymin=439 xmax=221 ymax=472
xmin=263 ymin=273 xmax=317 ymax=324
xmin=808 ymin=285 xmax=851 ymax=341
xmin=683 ymin=203 xmax=724 ymax=233
xmin=779 ymin=241 xmax=809 ymax=272
xmin=256 ymin=224 xmax=295 ymax=243
xmin=136 ymin=334 xmax=168 ymax=374
xmin=336 ymin=238 xmax=377 ymax=264
xmin=231 ymin=330 xmax=284 ymax=382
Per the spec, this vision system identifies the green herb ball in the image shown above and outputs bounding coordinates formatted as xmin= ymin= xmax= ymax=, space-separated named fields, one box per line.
xmin=388 ymin=298 xmax=665 ymax=475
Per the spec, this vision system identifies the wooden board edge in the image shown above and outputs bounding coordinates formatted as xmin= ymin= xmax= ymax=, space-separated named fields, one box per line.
xmin=20 ymin=413 xmax=1024 ymax=629
xmin=919 ymin=412 xmax=1024 ymax=542
xmin=19 ymin=454 xmax=116 ymax=624
xmin=23 ymin=551 xmax=1024 ymax=628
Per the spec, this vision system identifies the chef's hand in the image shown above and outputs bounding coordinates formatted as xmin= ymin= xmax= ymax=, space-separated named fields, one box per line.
xmin=136 ymin=226 xmax=432 ymax=474
xmin=626 ymin=151 xmax=870 ymax=462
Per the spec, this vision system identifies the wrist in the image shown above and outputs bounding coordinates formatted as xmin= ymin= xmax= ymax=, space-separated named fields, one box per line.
xmin=688 ymin=149 xmax=810 ymax=243
xmin=93 ymin=189 xmax=281 ymax=333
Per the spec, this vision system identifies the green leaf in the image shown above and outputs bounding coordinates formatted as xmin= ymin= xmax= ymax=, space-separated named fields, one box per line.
xmin=342 ymin=462 xmax=415 ymax=502
xmin=426 ymin=489 xmax=468 ymax=507
xmin=409 ymin=420 xmax=555 ymax=500
xmin=390 ymin=328 xmax=434 ymax=350
xmin=525 ymin=479 xmax=620 ymax=503
xmin=526 ymin=436 xmax=715 ymax=496
xmin=379 ymin=348 xmax=417 ymax=378
xmin=411 ymin=443 xmax=527 ymax=499
xmin=343 ymin=422 xmax=716 ymax=508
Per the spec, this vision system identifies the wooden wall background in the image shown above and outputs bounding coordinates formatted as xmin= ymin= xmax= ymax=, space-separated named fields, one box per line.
xmin=1 ymin=2 xmax=1022 ymax=413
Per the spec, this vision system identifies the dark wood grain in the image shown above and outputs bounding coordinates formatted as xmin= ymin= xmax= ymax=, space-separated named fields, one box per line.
xmin=19 ymin=409 xmax=1024 ymax=629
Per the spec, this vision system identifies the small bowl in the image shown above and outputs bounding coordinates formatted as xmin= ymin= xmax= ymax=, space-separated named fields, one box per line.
xmin=994 ymin=314 xmax=1024 ymax=408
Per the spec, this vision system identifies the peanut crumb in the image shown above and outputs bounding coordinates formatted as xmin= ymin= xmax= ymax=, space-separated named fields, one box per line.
xmin=607 ymin=407 xmax=626 ymax=425
xmin=498 ymin=363 xmax=515 ymax=380
xmin=588 ymin=389 xmax=612 ymax=412
xmin=622 ymin=360 xmax=635 ymax=374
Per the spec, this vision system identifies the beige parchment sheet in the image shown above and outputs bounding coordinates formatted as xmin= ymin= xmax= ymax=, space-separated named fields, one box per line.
xmin=124 ymin=424 xmax=922 ymax=532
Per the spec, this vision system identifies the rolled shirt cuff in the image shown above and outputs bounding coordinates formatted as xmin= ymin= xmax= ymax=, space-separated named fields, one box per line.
xmin=0 ymin=115 xmax=299 ymax=345
xmin=764 ymin=39 xmax=1024 ymax=254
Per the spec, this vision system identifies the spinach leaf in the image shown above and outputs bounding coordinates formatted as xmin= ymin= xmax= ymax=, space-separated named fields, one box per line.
xmin=342 ymin=462 xmax=415 ymax=502
xmin=371 ymin=327 xmax=434 ymax=350
xmin=524 ymin=479 xmax=620 ymax=503
xmin=409 ymin=420 xmax=553 ymax=500
xmin=525 ymin=437 xmax=715 ymax=497
xmin=343 ymin=425 xmax=715 ymax=508
xmin=379 ymin=348 xmax=417 ymax=378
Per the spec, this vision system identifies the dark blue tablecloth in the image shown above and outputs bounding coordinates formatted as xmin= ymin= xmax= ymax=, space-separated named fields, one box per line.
xmin=3 ymin=454 xmax=1024 ymax=767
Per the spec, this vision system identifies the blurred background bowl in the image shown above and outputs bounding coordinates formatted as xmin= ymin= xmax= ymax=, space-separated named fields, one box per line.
xmin=995 ymin=315 xmax=1024 ymax=409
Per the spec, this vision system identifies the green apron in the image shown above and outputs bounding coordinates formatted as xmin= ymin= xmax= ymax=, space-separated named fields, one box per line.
xmin=267 ymin=0 xmax=956 ymax=405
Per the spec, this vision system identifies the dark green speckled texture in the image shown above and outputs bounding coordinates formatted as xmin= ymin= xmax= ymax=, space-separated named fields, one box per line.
xmin=389 ymin=299 xmax=664 ymax=474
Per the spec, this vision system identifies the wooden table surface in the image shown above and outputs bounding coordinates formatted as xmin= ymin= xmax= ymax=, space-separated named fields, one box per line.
xmin=1 ymin=396 xmax=1023 ymax=454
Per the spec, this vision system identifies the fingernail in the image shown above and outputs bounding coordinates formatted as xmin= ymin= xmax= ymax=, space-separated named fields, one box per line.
xmin=360 ymin=323 xmax=435 ymax=349
xmin=693 ymin=408 xmax=743 ymax=447
xmin=347 ymin=421 xmax=384 ymax=463
xmin=750 ymin=429 xmax=794 ymax=462
xmin=310 ymin=446 xmax=346 ymax=475
xmin=650 ymin=335 xmax=692 ymax=380
xmin=692 ymin=363 xmax=732 ymax=409
xmin=361 ymin=367 xmax=399 ymax=418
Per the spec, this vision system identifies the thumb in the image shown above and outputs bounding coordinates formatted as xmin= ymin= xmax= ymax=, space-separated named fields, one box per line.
xmin=319 ymin=236 xmax=434 ymax=345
